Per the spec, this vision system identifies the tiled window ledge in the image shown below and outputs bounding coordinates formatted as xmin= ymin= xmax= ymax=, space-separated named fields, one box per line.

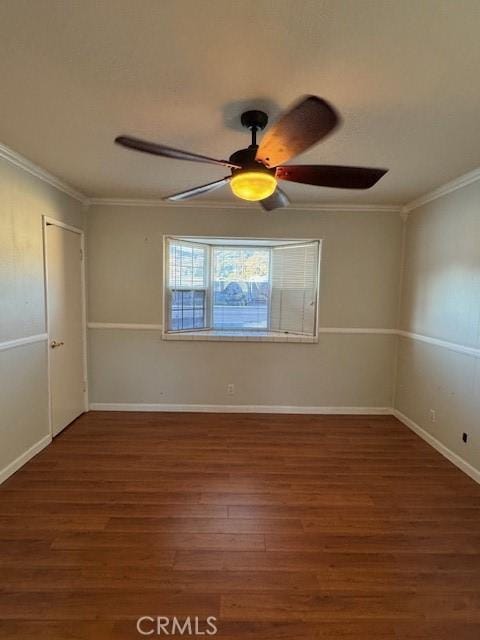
xmin=162 ymin=330 xmax=316 ymax=343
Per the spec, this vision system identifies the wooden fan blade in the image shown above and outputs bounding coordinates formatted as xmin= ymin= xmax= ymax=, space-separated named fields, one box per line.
xmin=260 ymin=188 xmax=290 ymax=211
xmin=164 ymin=177 xmax=230 ymax=202
xmin=255 ymin=96 xmax=339 ymax=168
xmin=115 ymin=136 xmax=240 ymax=169
xmin=276 ymin=165 xmax=388 ymax=189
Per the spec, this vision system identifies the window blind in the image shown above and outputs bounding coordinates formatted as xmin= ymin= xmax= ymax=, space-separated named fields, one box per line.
xmin=270 ymin=242 xmax=319 ymax=335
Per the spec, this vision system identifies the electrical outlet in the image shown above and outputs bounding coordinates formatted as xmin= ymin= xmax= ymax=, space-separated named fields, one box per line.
xmin=227 ymin=383 xmax=235 ymax=395
xmin=429 ymin=409 xmax=436 ymax=423
xmin=462 ymin=432 xmax=468 ymax=444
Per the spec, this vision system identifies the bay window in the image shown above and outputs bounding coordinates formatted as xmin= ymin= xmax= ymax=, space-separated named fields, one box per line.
xmin=164 ymin=236 xmax=321 ymax=340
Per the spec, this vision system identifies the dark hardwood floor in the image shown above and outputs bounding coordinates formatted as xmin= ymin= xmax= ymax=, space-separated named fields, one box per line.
xmin=1 ymin=411 xmax=480 ymax=639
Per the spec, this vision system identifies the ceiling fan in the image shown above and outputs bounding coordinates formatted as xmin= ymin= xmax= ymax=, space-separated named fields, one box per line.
xmin=115 ymin=95 xmax=387 ymax=211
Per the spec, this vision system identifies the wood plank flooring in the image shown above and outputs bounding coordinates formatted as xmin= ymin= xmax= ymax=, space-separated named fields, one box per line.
xmin=1 ymin=411 xmax=480 ymax=639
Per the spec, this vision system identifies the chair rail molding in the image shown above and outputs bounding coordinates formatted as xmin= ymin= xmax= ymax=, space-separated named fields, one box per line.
xmin=0 ymin=333 xmax=48 ymax=352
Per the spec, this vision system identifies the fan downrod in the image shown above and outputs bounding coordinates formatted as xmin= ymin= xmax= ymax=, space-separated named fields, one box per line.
xmin=240 ymin=110 xmax=268 ymax=147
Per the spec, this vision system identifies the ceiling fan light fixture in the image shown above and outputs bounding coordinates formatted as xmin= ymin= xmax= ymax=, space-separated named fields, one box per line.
xmin=230 ymin=171 xmax=277 ymax=202
xmin=117 ymin=96 xmax=388 ymax=209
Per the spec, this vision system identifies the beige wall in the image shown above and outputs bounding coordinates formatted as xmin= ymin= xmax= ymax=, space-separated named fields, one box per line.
xmin=87 ymin=204 xmax=403 ymax=409
xmin=2 ymin=148 xmax=479 ymax=482
xmin=395 ymin=180 xmax=480 ymax=473
xmin=0 ymin=157 xmax=85 ymax=478
xmin=3 ymin=150 xmax=479 ymax=481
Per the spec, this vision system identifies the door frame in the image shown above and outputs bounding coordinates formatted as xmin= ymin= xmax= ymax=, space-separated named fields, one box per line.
xmin=42 ymin=215 xmax=88 ymax=437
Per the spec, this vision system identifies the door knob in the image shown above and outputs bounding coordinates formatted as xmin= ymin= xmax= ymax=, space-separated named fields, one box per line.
xmin=50 ymin=340 xmax=65 ymax=349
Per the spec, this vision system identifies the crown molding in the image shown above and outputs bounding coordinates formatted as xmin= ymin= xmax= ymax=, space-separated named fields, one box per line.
xmin=88 ymin=198 xmax=256 ymax=209
xmin=3 ymin=139 xmax=480 ymax=215
xmin=88 ymin=197 xmax=402 ymax=213
xmin=0 ymin=142 xmax=89 ymax=204
xmin=403 ymin=165 xmax=480 ymax=213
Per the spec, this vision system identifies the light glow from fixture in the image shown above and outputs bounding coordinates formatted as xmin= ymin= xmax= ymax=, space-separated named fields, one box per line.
xmin=230 ymin=171 xmax=277 ymax=202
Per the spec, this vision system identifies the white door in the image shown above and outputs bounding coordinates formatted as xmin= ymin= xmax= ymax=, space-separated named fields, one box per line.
xmin=45 ymin=220 xmax=86 ymax=436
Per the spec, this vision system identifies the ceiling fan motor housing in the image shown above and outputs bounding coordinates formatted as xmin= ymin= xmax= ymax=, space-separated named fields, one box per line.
xmin=228 ymin=147 xmax=276 ymax=177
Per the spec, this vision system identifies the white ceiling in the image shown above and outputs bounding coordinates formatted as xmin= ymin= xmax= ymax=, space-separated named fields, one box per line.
xmin=1 ymin=0 xmax=480 ymax=205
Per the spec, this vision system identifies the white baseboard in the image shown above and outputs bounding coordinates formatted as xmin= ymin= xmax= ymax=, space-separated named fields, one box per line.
xmin=0 ymin=434 xmax=52 ymax=485
xmin=392 ymin=409 xmax=480 ymax=485
xmin=89 ymin=402 xmax=392 ymax=415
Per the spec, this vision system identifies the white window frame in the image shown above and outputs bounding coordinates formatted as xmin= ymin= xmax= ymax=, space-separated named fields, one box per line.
xmin=163 ymin=236 xmax=322 ymax=342
xmin=164 ymin=237 xmax=211 ymax=333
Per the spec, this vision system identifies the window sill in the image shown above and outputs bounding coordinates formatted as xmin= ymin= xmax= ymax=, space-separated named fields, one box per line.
xmin=162 ymin=330 xmax=317 ymax=343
